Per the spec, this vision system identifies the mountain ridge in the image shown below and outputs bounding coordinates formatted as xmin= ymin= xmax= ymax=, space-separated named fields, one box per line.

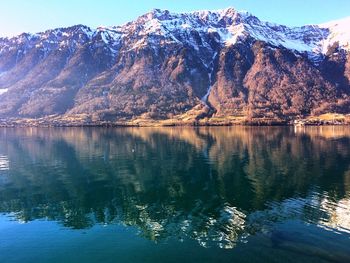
xmin=0 ymin=7 xmax=349 ymax=125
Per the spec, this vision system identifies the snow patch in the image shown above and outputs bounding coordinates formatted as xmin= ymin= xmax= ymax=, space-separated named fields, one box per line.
xmin=319 ymin=16 xmax=350 ymax=53
xmin=0 ymin=88 xmax=8 ymax=95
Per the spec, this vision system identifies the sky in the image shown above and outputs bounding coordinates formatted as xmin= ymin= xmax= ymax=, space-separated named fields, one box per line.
xmin=0 ymin=0 xmax=349 ymax=37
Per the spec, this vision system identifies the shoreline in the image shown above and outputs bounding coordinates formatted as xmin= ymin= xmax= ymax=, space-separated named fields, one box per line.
xmin=0 ymin=121 xmax=349 ymax=128
xmin=0 ymin=113 xmax=349 ymax=128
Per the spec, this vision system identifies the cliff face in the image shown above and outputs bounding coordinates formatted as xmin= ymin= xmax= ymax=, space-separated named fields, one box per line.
xmin=0 ymin=8 xmax=349 ymax=123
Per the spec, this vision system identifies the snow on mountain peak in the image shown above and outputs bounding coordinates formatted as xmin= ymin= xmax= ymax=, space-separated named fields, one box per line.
xmin=318 ymin=16 xmax=350 ymax=53
xmin=0 ymin=7 xmax=349 ymax=61
xmin=117 ymin=7 xmax=349 ymax=58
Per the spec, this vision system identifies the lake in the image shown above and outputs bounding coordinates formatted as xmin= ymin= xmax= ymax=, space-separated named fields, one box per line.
xmin=0 ymin=126 xmax=349 ymax=263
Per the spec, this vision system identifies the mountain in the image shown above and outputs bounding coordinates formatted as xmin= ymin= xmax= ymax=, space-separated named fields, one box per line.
xmin=0 ymin=8 xmax=349 ymax=125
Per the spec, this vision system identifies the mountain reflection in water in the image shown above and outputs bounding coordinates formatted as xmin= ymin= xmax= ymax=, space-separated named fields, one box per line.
xmin=0 ymin=126 xmax=350 ymax=250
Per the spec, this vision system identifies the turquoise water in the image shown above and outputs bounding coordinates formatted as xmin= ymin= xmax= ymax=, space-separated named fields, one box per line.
xmin=0 ymin=127 xmax=349 ymax=262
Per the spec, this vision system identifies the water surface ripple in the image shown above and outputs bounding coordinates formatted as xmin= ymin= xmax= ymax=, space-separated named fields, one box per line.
xmin=0 ymin=126 xmax=349 ymax=263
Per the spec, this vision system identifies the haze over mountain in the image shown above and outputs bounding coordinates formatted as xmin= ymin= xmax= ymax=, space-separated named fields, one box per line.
xmin=0 ymin=7 xmax=349 ymax=125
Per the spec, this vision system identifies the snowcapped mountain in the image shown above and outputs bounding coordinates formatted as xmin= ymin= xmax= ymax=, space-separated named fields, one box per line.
xmin=117 ymin=8 xmax=349 ymax=54
xmin=0 ymin=7 xmax=349 ymax=124
xmin=319 ymin=17 xmax=350 ymax=51
xmin=2 ymin=8 xmax=348 ymax=63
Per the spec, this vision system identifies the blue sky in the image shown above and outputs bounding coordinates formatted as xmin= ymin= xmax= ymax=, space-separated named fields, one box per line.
xmin=0 ymin=0 xmax=349 ymax=37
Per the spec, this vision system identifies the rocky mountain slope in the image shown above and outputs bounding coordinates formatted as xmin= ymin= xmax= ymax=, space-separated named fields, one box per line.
xmin=0 ymin=8 xmax=349 ymax=125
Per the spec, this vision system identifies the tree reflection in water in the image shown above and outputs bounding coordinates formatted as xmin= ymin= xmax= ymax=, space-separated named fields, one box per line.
xmin=0 ymin=126 xmax=349 ymax=249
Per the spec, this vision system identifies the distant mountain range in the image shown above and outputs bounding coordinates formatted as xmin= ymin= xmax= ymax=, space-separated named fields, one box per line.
xmin=0 ymin=8 xmax=349 ymax=125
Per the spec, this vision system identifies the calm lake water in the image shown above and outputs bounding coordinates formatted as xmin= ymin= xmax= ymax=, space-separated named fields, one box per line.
xmin=0 ymin=126 xmax=350 ymax=263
